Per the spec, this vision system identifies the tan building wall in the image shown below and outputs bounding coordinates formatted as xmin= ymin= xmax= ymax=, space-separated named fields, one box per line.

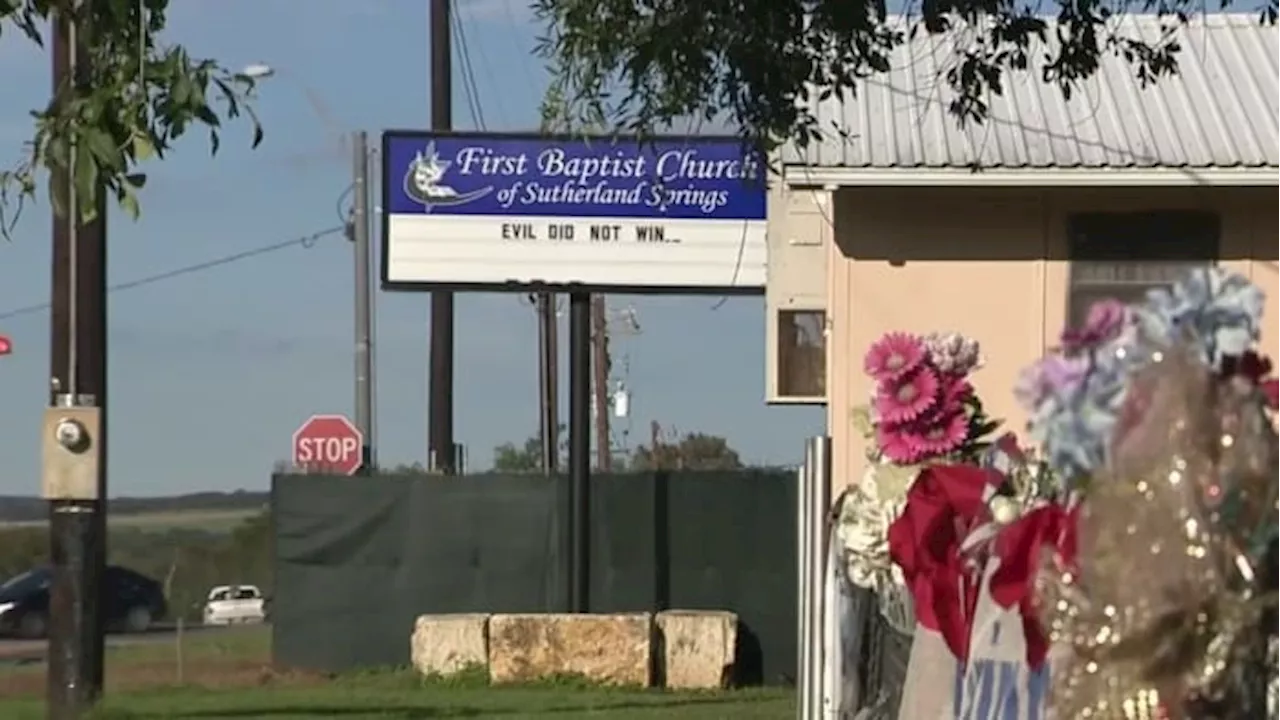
xmin=825 ymin=186 xmax=1280 ymax=491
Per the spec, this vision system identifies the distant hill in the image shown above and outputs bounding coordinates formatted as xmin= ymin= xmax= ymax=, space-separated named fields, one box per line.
xmin=0 ymin=490 xmax=269 ymax=524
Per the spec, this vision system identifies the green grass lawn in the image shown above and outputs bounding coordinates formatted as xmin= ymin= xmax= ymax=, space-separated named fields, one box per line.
xmin=0 ymin=508 xmax=259 ymax=533
xmin=0 ymin=627 xmax=795 ymax=719
xmin=2 ymin=679 xmax=794 ymax=719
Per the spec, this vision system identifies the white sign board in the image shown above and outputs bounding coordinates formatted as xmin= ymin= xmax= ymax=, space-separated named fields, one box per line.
xmin=381 ymin=132 xmax=768 ymax=293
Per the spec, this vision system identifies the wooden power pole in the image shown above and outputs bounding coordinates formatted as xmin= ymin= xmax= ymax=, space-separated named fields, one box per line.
xmin=590 ymin=295 xmax=611 ymax=471
xmin=427 ymin=0 xmax=456 ymax=474
xmin=46 ymin=8 xmax=109 ymax=717
xmin=536 ymin=292 xmax=559 ymax=474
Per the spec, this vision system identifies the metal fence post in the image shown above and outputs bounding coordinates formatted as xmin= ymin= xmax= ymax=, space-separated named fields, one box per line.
xmin=798 ymin=436 xmax=833 ymax=720
xmin=797 ymin=443 xmax=813 ymax=720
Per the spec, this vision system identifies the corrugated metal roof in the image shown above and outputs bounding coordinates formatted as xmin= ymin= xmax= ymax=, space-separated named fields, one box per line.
xmin=782 ymin=13 xmax=1279 ymax=171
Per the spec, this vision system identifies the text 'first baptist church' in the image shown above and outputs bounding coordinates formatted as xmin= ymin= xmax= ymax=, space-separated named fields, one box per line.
xmin=453 ymin=144 xmax=762 ymax=216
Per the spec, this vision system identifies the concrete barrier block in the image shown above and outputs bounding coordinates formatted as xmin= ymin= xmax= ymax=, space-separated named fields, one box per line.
xmin=656 ymin=610 xmax=738 ymax=689
xmin=410 ymin=613 xmax=490 ymax=677
xmin=488 ymin=613 xmax=652 ymax=687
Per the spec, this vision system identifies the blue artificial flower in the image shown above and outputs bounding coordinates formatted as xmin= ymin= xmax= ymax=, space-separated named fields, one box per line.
xmin=1026 ymin=341 xmax=1140 ymax=487
xmin=1135 ymin=267 xmax=1264 ymax=369
xmin=1021 ymin=267 xmax=1265 ymax=487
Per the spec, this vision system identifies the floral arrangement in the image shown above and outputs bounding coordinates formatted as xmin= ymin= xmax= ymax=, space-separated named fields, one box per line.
xmin=874 ymin=268 xmax=1278 ymax=720
xmin=1016 ymin=268 xmax=1269 ymax=488
xmin=863 ymin=331 xmax=999 ymax=464
xmin=835 ymin=331 xmax=1002 ymax=625
xmin=1018 ymin=270 xmax=1280 ymax=717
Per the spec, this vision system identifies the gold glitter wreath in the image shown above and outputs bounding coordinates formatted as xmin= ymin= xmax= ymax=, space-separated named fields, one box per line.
xmin=1034 ymin=349 xmax=1277 ymax=720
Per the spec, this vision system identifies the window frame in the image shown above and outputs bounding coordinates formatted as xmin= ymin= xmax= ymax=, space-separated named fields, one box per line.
xmin=1065 ymin=210 xmax=1220 ymax=327
xmin=775 ymin=308 xmax=827 ymax=402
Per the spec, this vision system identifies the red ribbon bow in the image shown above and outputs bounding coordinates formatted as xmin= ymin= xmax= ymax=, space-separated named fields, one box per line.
xmin=888 ymin=463 xmax=1080 ymax=669
xmin=989 ymin=502 xmax=1080 ymax=669
xmin=887 ymin=464 xmax=1003 ymax=663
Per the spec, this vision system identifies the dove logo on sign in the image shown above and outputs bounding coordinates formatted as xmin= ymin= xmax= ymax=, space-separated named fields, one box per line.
xmin=403 ymin=142 xmax=494 ymax=211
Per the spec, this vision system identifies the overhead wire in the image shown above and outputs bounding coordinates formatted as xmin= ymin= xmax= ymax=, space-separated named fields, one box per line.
xmin=456 ymin=0 xmax=510 ymax=128
xmin=451 ymin=0 xmax=487 ymax=131
xmin=452 ymin=0 xmax=553 ymax=318
xmin=499 ymin=0 xmax=537 ymax=118
xmin=0 ymin=225 xmax=347 ymax=321
xmin=335 ymin=183 xmax=355 ymax=223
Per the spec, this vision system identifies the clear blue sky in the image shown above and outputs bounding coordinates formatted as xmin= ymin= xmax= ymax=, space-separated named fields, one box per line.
xmin=0 ymin=0 xmax=823 ymax=496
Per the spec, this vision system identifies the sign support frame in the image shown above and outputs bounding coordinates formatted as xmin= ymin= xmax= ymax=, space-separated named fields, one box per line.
xmin=378 ymin=129 xmax=770 ymax=615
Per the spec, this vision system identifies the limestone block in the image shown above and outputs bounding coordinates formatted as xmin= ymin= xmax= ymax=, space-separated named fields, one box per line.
xmin=488 ymin=613 xmax=652 ymax=687
xmin=410 ymin=613 xmax=490 ymax=677
xmin=655 ymin=610 xmax=738 ymax=689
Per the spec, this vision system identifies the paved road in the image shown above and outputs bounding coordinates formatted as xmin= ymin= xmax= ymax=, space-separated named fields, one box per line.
xmin=0 ymin=623 xmax=256 ymax=665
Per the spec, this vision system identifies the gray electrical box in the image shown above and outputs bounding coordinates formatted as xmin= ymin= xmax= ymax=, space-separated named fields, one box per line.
xmin=41 ymin=406 xmax=102 ymax=500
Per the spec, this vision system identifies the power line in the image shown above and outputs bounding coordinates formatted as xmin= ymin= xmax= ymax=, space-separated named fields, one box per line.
xmin=457 ymin=0 xmax=508 ymax=128
xmin=451 ymin=0 xmax=487 ymax=130
xmin=0 ymin=225 xmax=346 ymax=321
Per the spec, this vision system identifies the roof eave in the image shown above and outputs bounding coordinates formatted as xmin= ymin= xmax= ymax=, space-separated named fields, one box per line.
xmin=781 ymin=165 xmax=1279 ymax=188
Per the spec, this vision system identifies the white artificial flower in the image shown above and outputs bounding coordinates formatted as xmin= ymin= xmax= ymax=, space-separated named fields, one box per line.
xmin=923 ymin=331 xmax=983 ymax=374
xmin=835 ymin=461 xmax=913 ymax=593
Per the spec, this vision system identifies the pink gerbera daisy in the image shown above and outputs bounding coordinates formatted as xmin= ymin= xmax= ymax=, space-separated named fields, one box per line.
xmin=934 ymin=374 xmax=973 ymax=414
xmin=904 ymin=411 xmax=970 ymax=459
xmin=876 ymin=426 xmax=922 ymax=464
xmin=874 ymin=366 xmax=939 ymax=425
xmin=864 ymin=332 xmax=926 ymax=382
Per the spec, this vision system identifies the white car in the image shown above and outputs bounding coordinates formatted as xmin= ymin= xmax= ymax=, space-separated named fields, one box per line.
xmin=202 ymin=584 xmax=267 ymax=626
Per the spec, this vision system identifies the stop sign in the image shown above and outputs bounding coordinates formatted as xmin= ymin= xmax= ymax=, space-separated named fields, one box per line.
xmin=292 ymin=414 xmax=364 ymax=475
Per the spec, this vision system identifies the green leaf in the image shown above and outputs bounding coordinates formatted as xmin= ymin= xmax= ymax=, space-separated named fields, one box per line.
xmin=194 ymin=106 xmax=219 ymax=126
xmin=850 ymin=405 xmax=873 ymax=438
xmin=84 ymin=126 xmax=124 ymax=172
xmin=0 ymin=3 xmax=265 ymax=229
xmin=72 ymin=144 xmax=99 ymax=222
xmin=172 ymin=75 xmax=193 ymax=108
xmin=131 ymin=133 xmax=157 ymax=161
xmin=118 ymin=188 xmax=140 ymax=219
xmin=245 ymin=104 xmax=264 ymax=148
xmin=977 ymin=419 xmax=1003 ymax=435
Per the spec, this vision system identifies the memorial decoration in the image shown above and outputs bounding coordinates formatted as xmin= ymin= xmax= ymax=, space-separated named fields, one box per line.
xmin=879 ymin=268 xmax=1277 ymax=720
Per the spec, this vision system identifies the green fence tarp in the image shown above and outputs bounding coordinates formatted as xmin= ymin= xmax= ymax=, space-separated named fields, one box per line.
xmin=272 ymin=470 xmax=797 ymax=685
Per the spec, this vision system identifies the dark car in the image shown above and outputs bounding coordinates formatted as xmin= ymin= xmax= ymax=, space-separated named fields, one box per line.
xmin=0 ymin=565 xmax=168 ymax=639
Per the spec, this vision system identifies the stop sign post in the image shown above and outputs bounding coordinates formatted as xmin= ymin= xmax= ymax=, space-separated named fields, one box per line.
xmin=292 ymin=414 xmax=364 ymax=476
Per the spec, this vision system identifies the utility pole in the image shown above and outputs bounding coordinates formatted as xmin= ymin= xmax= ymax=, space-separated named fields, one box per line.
xmin=427 ymin=0 xmax=455 ymax=474
xmin=590 ymin=295 xmax=611 ymax=472
xmin=536 ymin=292 xmax=559 ymax=474
xmin=350 ymin=131 xmax=376 ymax=471
xmin=45 ymin=7 xmax=108 ymax=717
xmin=567 ymin=292 xmax=592 ymax=611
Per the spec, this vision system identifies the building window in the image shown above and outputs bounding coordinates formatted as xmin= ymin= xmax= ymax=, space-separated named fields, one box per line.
xmin=777 ymin=309 xmax=826 ymax=399
xmin=1066 ymin=211 xmax=1220 ymax=326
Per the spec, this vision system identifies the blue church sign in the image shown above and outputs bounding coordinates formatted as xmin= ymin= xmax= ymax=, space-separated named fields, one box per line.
xmin=380 ymin=131 xmax=768 ymax=293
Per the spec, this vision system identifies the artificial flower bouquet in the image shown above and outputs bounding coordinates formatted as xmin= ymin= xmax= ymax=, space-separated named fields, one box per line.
xmin=883 ymin=267 xmax=1279 ymax=720
xmin=833 ymin=330 xmax=1005 ymax=720
xmin=882 ymin=306 xmax=1110 ymax=719
xmin=883 ymin=426 xmax=1063 ymax=720
xmin=835 ymin=330 xmax=1000 ymax=631
xmin=1014 ymin=268 xmax=1279 ymax=720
